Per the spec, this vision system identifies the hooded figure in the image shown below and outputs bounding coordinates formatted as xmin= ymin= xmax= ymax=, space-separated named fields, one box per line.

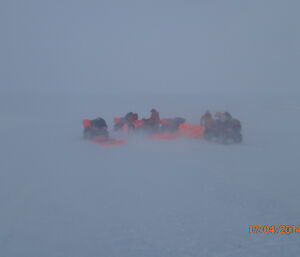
xmin=91 ymin=117 xmax=107 ymax=129
xmin=150 ymin=109 xmax=160 ymax=124
xmin=223 ymin=112 xmax=232 ymax=122
xmin=200 ymin=111 xmax=214 ymax=129
xmin=124 ymin=112 xmax=135 ymax=130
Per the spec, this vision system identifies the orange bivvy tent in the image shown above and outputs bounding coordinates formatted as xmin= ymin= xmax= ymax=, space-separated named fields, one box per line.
xmin=133 ymin=120 xmax=143 ymax=128
xmin=152 ymin=123 xmax=204 ymax=140
xmin=92 ymin=137 xmax=127 ymax=146
xmin=178 ymin=123 xmax=204 ymax=138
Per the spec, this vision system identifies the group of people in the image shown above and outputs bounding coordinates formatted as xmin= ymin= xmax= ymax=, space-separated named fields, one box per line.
xmin=200 ymin=111 xmax=242 ymax=143
xmin=83 ymin=109 xmax=161 ymax=139
xmin=114 ymin=109 xmax=161 ymax=133
xmin=83 ymin=109 xmax=242 ymax=143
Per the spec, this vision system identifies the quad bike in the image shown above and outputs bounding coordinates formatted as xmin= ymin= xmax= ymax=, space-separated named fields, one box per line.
xmin=83 ymin=127 xmax=109 ymax=140
xmin=204 ymin=128 xmax=242 ymax=144
xmin=82 ymin=120 xmax=109 ymax=140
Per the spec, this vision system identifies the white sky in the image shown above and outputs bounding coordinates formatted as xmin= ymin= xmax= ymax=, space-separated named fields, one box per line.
xmin=1 ymin=0 xmax=299 ymax=97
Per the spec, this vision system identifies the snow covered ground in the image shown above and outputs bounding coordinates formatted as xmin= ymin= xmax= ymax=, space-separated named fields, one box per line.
xmin=1 ymin=92 xmax=300 ymax=257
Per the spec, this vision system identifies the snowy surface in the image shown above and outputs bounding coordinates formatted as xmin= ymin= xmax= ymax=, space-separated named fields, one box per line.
xmin=1 ymin=93 xmax=300 ymax=257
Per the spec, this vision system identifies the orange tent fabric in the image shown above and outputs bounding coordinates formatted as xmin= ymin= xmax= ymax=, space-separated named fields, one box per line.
xmin=82 ymin=120 xmax=91 ymax=128
xmin=160 ymin=119 xmax=169 ymax=126
xmin=133 ymin=120 xmax=144 ymax=128
xmin=114 ymin=117 xmax=122 ymax=124
xmin=178 ymin=123 xmax=204 ymax=138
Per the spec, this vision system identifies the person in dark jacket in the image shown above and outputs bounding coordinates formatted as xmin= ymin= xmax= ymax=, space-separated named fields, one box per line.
xmin=142 ymin=109 xmax=161 ymax=133
xmin=124 ymin=112 xmax=135 ymax=131
xmin=133 ymin=113 xmax=138 ymax=121
xmin=201 ymin=111 xmax=214 ymax=129
xmin=230 ymin=118 xmax=242 ymax=133
xmin=149 ymin=109 xmax=160 ymax=124
xmin=91 ymin=117 xmax=107 ymax=129
xmin=201 ymin=111 xmax=215 ymax=139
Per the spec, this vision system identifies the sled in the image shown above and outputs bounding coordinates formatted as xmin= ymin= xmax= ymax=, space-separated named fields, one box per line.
xmin=92 ymin=137 xmax=127 ymax=146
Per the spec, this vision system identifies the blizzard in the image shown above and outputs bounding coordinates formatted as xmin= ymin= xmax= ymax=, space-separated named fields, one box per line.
xmin=1 ymin=0 xmax=299 ymax=256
